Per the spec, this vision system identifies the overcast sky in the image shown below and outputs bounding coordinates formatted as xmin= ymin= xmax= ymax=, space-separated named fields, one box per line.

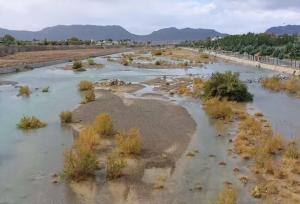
xmin=0 ymin=0 xmax=300 ymax=34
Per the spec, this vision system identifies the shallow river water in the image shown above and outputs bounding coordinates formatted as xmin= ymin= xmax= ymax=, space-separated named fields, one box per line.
xmin=0 ymin=55 xmax=299 ymax=204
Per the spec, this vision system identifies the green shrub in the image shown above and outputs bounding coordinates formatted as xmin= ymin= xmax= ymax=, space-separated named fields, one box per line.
xmin=60 ymin=111 xmax=73 ymax=123
xmin=116 ymin=128 xmax=142 ymax=155
xmin=18 ymin=86 xmax=31 ymax=96
xmin=106 ymin=151 xmax=127 ymax=179
xmin=17 ymin=116 xmax=47 ymax=129
xmin=79 ymin=80 xmax=93 ymax=91
xmin=204 ymin=72 xmax=253 ymax=102
xmin=93 ymin=113 xmax=114 ymax=136
xmin=42 ymin=86 xmax=50 ymax=93
xmin=72 ymin=60 xmax=83 ymax=69
xmin=88 ymin=58 xmax=96 ymax=65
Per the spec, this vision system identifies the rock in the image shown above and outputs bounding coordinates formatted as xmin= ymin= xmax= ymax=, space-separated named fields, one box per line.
xmin=233 ymin=168 xmax=240 ymax=173
xmin=228 ymin=139 xmax=233 ymax=143
xmin=209 ymin=154 xmax=216 ymax=158
xmin=186 ymin=152 xmax=196 ymax=157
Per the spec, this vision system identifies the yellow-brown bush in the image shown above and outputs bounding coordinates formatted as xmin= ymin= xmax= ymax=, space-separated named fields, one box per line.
xmin=192 ymin=78 xmax=205 ymax=97
xmin=261 ymin=76 xmax=282 ymax=92
xmin=85 ymin=89 xmax=95 ymax=102
xmin=60 ymin=111 xmax=73 ymax=123
xmin=106 ymin=151 xmax=127 ymax=179
xmin=18 ymin=86 xmax=31 ymax=96
xmin=151 ymin=50 xmax=162 ymax=56
xmin=204 ymin=98 xmax=234 ymax=121
xmin=17 ymin=116 xmax=47 ymax=129
xmin=79 ymin=80 xmax=93 ymax=91
xmin=93 ymin=113 xmax=114 ymax=137
xmin=72 ymin=60 xmax=83 ymax=69
xmin=284 ymin=142 xmax=299 ymax=160
xmin=75 ymin=126 xmax=101 ymax=152
xmin=116 ymin=128 xmax=142 ymax=155
xmin=63 ymin=144 xmax=98 ymax=181
xmin=217 ymin=186 xmax=238 ymax=204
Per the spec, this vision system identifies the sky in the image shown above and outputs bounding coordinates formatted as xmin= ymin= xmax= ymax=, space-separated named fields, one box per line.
xmin=0 ymin=0 xmax=300 ymax=34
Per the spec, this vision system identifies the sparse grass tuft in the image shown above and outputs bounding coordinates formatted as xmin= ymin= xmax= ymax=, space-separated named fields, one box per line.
xmin=116 ymin=128 xmax=142 ymax=155
xmin=106 ymin=151 xmax=127 ymax=180
xmin=192 ymin=78 xmax=205 ymax=98
xmin=18 ymin=86 xmax=31 ymax=96
xmin=261 ymin=77 xmax=300 ymax=95
xmin=60 ymin=111 xmax=73 ymax=124
xmin=75 ymin=126 xmax=101 ymax=152
xmin=284 ymin=142 xmax=299 ymax=160
xmin=93 ymin=113 xmax=114 ymax=137
xmin=79 ymin=80 xmax=93 ymax=91
xmin=17 ymin=116 xmax=47 ymax=129
xmin=217 ymin=186 xmax=238 ymax=204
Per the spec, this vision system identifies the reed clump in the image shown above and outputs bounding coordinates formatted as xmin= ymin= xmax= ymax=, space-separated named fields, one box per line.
xmin=17 ymin=116 xmax=47 ymax=129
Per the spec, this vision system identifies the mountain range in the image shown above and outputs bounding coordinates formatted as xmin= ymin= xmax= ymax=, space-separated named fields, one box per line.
xmin=266 ymin=25 xmax=300 ymax=35
xmin=0 ymin=25 xmax=226 ymax=43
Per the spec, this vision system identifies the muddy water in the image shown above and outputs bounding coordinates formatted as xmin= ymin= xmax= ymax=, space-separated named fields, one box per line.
xmin=0 ymin=55 xmax=299 ymax=204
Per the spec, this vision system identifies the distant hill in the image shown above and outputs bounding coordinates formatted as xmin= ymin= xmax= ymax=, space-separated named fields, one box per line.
xmin=266 ymin=25 xmax=300 ymax=35
xmin=0 ymin=25 xmax=226 ymax=43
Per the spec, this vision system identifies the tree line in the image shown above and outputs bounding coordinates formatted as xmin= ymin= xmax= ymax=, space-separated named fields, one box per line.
xmin=181 ymin=33 xmax=300 ymax=60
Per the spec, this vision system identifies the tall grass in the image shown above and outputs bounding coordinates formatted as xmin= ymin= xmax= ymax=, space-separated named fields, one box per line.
xmin=203 ymin=98 xmax=234 ymax=121
xmin=93 ymin=113 xmax=114 ymax=137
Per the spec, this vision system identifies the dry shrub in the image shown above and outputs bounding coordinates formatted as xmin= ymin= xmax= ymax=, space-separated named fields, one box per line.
xmin=192 ymin=78 xmax=205 ymax=97
xmin=85 ymin=89 xmax=95 ymax=102
xmin=17 ymin=116 xmax=47 ymax=129
xmin=284 ymin=142 xmax=300 ymax=160
xmin=177 ymin=86 xmax=191 ymax=96
xmin=151 ymin=49 xmax=162 ymax=56
xmin=261 ymin=76 xmax=282 ymax=92
xmin=106 ymin=151 xmax=127 ymax=180
xmin=18 ymin=86 xmax=31 ymax=96
xmin=60 ymin=111 xmax=73 ymax=123
xmin=204 ymin=98 xmax=234 ymax=121
xmin=79 ymin=80 xmax=93 ymax=91
xmin=116 ymin=128 xmax=142 ymax=155
xmin=261 ymin=77 xmax=300 ymax=95
xmin=93 ymin=113 xmax=114 ymax=137
xmin=74 ymin=126 xmax=101 ymax=152
xmin=217 ymin=186 xmax=238 ymax=204
xmin=63 ymin=145 xmax=98 ymax=181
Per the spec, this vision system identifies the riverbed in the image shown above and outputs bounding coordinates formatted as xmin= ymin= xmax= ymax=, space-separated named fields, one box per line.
xmin=0 ymin=53 xmax=299 ymax=204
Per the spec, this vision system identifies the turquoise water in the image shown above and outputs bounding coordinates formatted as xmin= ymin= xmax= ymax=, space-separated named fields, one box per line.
xmin=0 ymin=55 xmax=300 ymax=204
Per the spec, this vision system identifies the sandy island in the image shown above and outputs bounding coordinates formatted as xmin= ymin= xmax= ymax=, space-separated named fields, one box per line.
xmin=70 ymin=81 xmax=196 ymax=203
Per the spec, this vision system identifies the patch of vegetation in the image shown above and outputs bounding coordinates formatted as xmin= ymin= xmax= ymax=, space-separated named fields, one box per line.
xmin=116 ymin=128 xmax=142 ymax=155
xmin=177 ymin=86 xmax=192 ymax=96
xmin=204 ymin=72 xmax=253 ymax=102
xmin=85 ymin=89 xmax=95 ymax=102
xmin=18 ymin=86 xmax=31 ymax=96
xmin=93 ymin=113 xmax=114 ymax=137
xmin=17 ymin=116 xmax=47 ymax=129
xmin=217 ymin=186 xmax=238 ymax=204
xmin=63 ymin=126 xmax=101 ymax=181
xmin=88 ymin=58 xmax=96 ymax=65
xmin=203 ymin=98 xmax=234 ymax=121
xmin=79 ymin=80 xmax=94 ymax=91
xmin=152 ymin=49 xmax=162 ymax=56
xmin=42 ymin=86 xmax=50 ymax=93
xmin=106 ymin=151 xmax=127 ymax=180
xmin=284 ymin=142 xmax=299 ymax=160
xmin=63 ymin=145 xmax=98 ymax=181
xmin=261 ymin=77 xmax=300 ymax=96
xmin=72 ymin=60 xmax=83 ymax=70
xmin=60 ymin=111 xmax=73 ymax=124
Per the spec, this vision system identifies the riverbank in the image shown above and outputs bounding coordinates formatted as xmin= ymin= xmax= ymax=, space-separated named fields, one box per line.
xmin=0 ymin=47 xmax=133 ymax=74
xmin=182 ymin=47 xmax=300 ymax=76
